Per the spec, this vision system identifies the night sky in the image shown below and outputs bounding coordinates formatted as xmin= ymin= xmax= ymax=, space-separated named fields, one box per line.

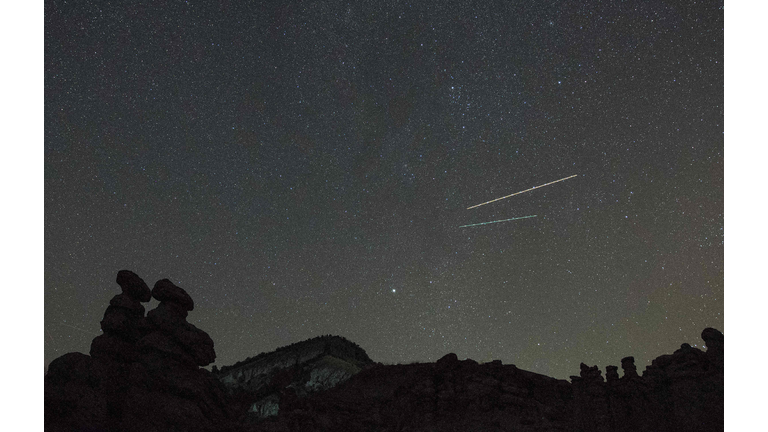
xmin=44 ymin=0 xmax=724 ymax=381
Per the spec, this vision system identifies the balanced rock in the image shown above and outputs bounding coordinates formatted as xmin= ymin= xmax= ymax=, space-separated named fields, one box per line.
xmin=142 ymin=279 xmax=215 ymax=367
xmin=116 ymin=270 xmax=151 ymax=302
xmin=701 ymin=328 xmax=723 ymax=347
xmin=152 ymin=278 xmax=194 ymax=311
xmin=46 ymin=271 xmax=231 ymax=432
xmin=702 ymin=327 xmax=724 ymax=366
xmin=621 ymin=356 xmax=638 ymax=379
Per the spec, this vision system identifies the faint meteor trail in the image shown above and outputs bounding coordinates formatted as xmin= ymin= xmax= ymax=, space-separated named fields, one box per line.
xmin=60 ymin=322 xmax=96 ymax=335
xmin=459 ymin=215 xmax=537 ymax=228
xmin=467 ymin=174 xmax=578 ymax=209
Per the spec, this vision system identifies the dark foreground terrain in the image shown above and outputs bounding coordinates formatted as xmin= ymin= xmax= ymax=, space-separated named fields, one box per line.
xmin=45 ymin=272 xmax=723 ymax=431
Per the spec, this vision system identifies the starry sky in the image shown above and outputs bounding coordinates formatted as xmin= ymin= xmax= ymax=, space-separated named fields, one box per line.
xmin=44 ymin=0 xmax=724 ymax=380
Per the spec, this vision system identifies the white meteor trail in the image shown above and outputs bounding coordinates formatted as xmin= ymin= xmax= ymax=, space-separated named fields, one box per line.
xmin=458 ymin=215 xmax=537 ymax=228
xmin=467 ymin=174 xmax=578 ymax=210
xmin=60 ymin=322 xmax=96 ymax=335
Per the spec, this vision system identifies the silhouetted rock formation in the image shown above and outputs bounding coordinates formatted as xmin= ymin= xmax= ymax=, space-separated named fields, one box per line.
xmin=606 ymin=365 xmax=620 ymax=382
xmin=142 ymin=278 xmax=216 ymax=367
xmin=621 ymin=356 xmax=639 ymax=379
xmin=244 ymin=329 xmax=723 ymax=432
xmin=45 ymin=273 xmax=723 ymax=431
xmin=116 ymin=269 xmax=152 ymax=302
xmin=45 ymin=271 xmax=233 ymax=432
xmin=246 ymin=353 xmax=573 ymax=431
xmin=702 ymin=327 xmax=724 ymax=369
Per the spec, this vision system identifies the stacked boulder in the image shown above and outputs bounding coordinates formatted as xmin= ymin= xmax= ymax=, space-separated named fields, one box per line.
xmin=138 ymin=278 xmax=215 ymax=369
xmin=701 ymin=327 xmax=724 ymax=370
xmin=620 ymin=356 xmax=639 ymax=379
xmin=45 ymin=271 xmax=233 ymax=432
xmin=90 ymin=270 xmax=151 ymax=363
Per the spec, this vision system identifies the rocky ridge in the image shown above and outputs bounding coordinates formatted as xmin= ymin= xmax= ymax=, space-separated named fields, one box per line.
xmin=213 ymin=335 xmax=374 ymax=421
xmin=45 ymin=271 xmax=724 ymax=432
xmin=247 ymin=329 xmax=723 ymax=432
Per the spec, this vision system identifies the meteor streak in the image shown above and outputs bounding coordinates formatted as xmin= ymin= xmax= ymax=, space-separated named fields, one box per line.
xmin=467 ymin=174 xmax=578 ymax=210
xmin=60 ymin=322 xmax=96 ymax=335
xmin=459 ymin=214 xmax=537 ymax=228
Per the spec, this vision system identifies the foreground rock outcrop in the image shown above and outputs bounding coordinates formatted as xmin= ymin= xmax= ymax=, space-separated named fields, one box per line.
xmin=246 ymin=354 xmax=573 ymax=431
xmin=45 ymin=271 xmax=234 ymax=432
xmin=569 ymin=332 xmax=724 ymax=432
xmin=246 ymin=329 xmax=722 ymax=431
xmin=45 ymin=271 xmax=723 ymax=431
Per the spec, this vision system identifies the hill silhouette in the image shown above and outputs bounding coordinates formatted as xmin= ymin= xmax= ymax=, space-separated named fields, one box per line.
xmin=45 ymin=271 xmax=723 ymax=432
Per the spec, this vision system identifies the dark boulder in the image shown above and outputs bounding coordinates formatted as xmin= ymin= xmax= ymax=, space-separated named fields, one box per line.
xmin=152 ymin=278 xmax=194 ymax=311
xmin=701 ymin=327 xmax=723 ymax=349
xmin=100 ymin=303 xmax=144 ymax=341
xmin=116 ymin=270 xmax=151 ymax=302
xmin=90 ymin=333 xmax=141 ymax=363
xmin=435 ymin=352 xmax=460 ymax=370
xmin=621 ymin=356 xmax=639 ymax=379
xmin=146 ymin=300 xmax=189 ymax=326
xmin=701 ymin=327 xmax=724 ymax=369
xmin=144 ymin=301 xmax=215 ymax=367
xmin=109 ymin=293 xmax=145 ymax=314
xmin=45 ymin=352 xmax=95 ymax=386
